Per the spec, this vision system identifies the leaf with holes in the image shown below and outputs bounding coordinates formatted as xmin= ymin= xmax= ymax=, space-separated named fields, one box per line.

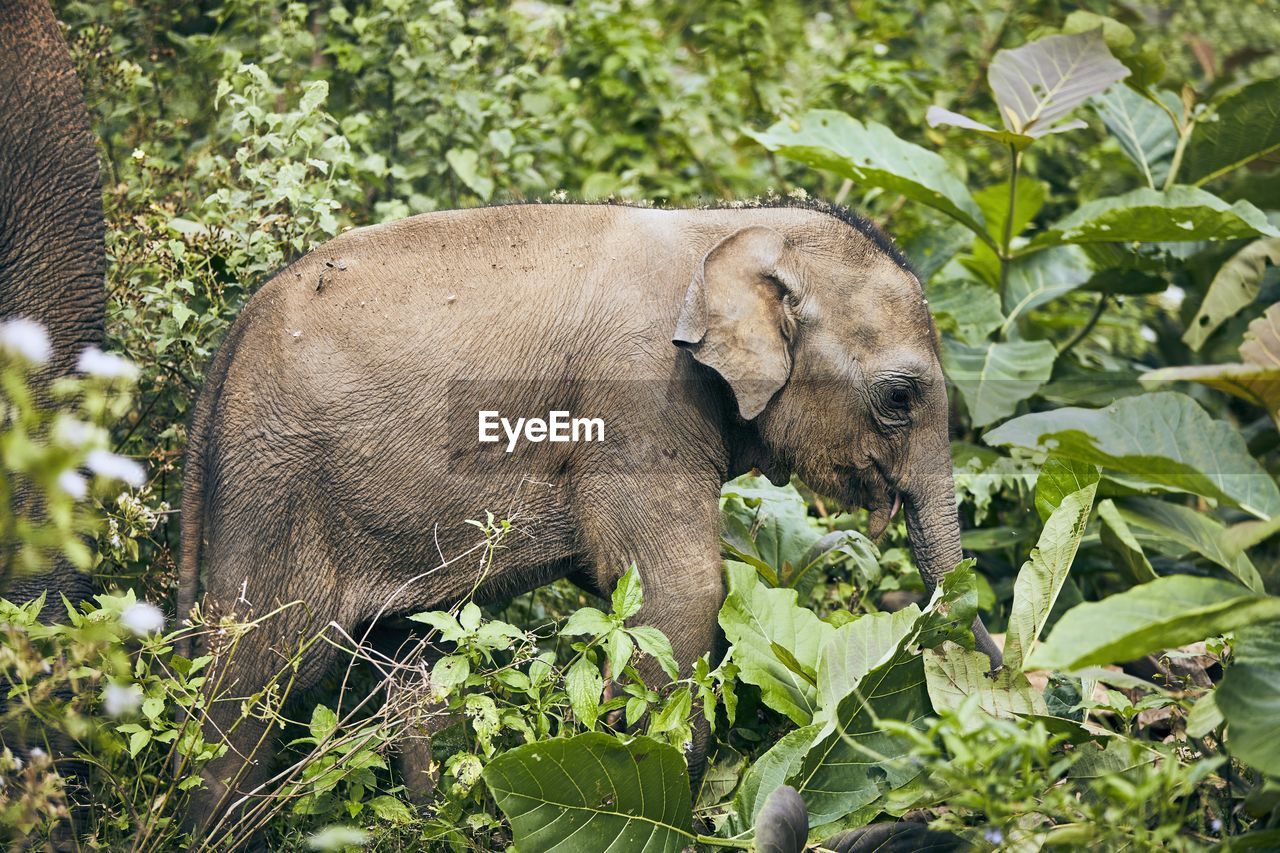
xmin=1029 ymin=187 xmax=1278 ymax=249
xmin=987 ymin=29 xmax=1129 ymax=136
xmin=483 ymin=733 xmax=694 ymax=853
xmin=746 ymin=111 xmax=987 ymax=237
xmin=942 ymin=338 xmax=1057 ymax=427
xmin=1182 ymin=238 xmax=1280 ymax=351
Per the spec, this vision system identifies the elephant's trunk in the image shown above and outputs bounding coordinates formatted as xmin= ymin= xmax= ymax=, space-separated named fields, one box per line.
xmin=904 ymin=472 xmax=1003 ymax=671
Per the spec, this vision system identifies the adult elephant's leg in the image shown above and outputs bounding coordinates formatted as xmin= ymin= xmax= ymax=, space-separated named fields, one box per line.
xmin=575 ymin=470 xmax=725 ymax=776
xmin=187 ymin=517 xmax=345 ymax=847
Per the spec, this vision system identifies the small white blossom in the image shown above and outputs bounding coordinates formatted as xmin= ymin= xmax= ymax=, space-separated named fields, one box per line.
xmin=52 ymin=417 xmax=96 ymax=448
xmin=77 ymin=347 xmax=139 ymax=380
xmin=120 ymin=600 xmax=165 ymax=636
xmin=27 ymin=747 xmax=45 ymax=760
xmin=57 ymin=469 xmax=88 ymax=500
xmin=86 ymin=449 xmax=145 ymax=487
xmin=131 ymin=148 xmax=146 ymax=160
xmin=103 ymin=682 xmax=143 ymax=717
xmin=0 ymin=318 xmax=51 ymax=365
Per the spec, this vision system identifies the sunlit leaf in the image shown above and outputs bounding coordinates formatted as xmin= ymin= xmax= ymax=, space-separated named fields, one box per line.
xmin=1029 ymin=187 xmax=1278 ymax=249
xmin=1027 ymin=575 xmax=1280 ymax=671
xmin=985 ymin=391 xmax=1280 ymax=519
xmin=745 ymin=111 xmax=987 ymax=237
xmin=987 ymin=29 xmax=1129 ymax=136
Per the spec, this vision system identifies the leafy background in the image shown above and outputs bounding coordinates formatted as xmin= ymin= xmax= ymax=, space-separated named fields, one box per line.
xmin=1 ymin=0 xmax=1278 ymax=849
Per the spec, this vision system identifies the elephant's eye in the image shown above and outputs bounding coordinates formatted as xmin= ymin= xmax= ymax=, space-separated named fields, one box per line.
xmin=875 ymin=379 xmax=916 ymax=427
xmin=886 ymin=385 xmax=911 ymax=408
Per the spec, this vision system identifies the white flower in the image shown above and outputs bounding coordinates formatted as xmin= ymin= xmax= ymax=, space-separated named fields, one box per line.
xmin=27 ymin=747 xmax=45 ymax=760
xmin=307 ymin=826 xmax=370 ymax=850
xmin=57 ymin=470 xmax=88 ymax=500
xmin=131 ymin=148 xmax=146 ymax=160
xmin=77 ymin=347 xmax=139 ymax=380
xmin=52 ymin=417 xmax=96 ymax=448
xmin=0 ymin=318 xmax=51 ymax=365
xmin=102 ymin=682 xmax=143 ymax=717
xmin=86 ymin=449 xmax=145 ymax=487
xmin=120 ymin=600 xmax=165 ymax=636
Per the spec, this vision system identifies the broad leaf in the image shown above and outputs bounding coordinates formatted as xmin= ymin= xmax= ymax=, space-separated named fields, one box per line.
xmin=1035 ymin=456 xmax=1100 ymax=521
xmin=1217 ymin=623 xmax=1280 ymax=776
xmin=444 ymin=148 xmax=494 ymax=201
xmin=1096 ymin=499 xmax=1157 ymax=583
xmin=719 ymin=561 xmax=832 ymax=725
xmin=1093 ymin=86 xmax=1179 ymax=189
xmin=1000 ymin=246 xmax=1094 ymax=335
xmin=1111 ymin=496 xmax=1263 ymax=592
xmin=1029 ymin=187 xmax=1278 ymax=249
xmin=788 ymin=567 xmax=978 ymax=825
xmin=729 ymin=724 xmax=820 ymax=836
xmin=816 ymin=607 xmax=920 ymax=714
xmin=1004 ymin=481 xmax=1098 ymax=672
xmin=1027 ymin=575 xmax=1280 ymax=671
xmin=984 ymin=391 xmax=1280 ymax=519
xmin=1182 ymin=78 xmax=1280 ymax=186
xmin=942 ymin=338 xmax=1057 ymax=427
xmin=720 ymin=475 xmax=824 ymax=587
xmin=974 ymin=178 xmax=1048 ymax=248
xmin=925 ymin=105 xmax=1036 ymax=149
xmin=987 ymin=29 xmax=1129 ymax=136
xmin=928 ymin=277 xmax=1004 ymax=345
xmin=924 ymin=643 xmax=1047 ymax=717
xmin=1146 ymin=303 xmax=1280 ymax=432
xmin=745 ymin=111 xmax=987 ymax=237
xmin=483 ymin=733 xmax=693 ymax=853
xmin=1182 ymin=238 xmax=1280 ymax=351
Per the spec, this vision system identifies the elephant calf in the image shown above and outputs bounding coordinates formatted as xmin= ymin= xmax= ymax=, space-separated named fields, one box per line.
xmin=177 ymin=200 xmax=1000 ymax=830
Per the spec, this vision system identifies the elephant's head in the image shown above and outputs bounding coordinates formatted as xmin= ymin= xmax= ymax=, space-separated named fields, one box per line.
xmin=673 ymin=210 xmax=1002 ymax=669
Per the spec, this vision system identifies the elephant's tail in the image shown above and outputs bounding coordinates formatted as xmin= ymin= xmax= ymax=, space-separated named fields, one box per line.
xmin=176 ymin=316 xmax=248 ymax=659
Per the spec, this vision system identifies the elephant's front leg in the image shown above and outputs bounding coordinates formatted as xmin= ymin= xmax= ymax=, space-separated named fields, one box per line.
xmin=575 ymin=471 xmax=725 ymax=773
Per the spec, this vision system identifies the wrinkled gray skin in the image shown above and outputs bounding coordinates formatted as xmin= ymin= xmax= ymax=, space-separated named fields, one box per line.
xmin=180 ymin=202 xmax=1000 ymax=835
xmin=0 ymin=0 xmax=106 ymax=611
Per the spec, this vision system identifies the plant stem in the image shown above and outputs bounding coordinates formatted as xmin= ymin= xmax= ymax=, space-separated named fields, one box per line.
xmin=997 ymin=144 xmax=1021 ymax=302
xmin=694 ymin=834 xmax=753 ymax=849
xmin=1057 ymin=293 xmax=1109 ymax=356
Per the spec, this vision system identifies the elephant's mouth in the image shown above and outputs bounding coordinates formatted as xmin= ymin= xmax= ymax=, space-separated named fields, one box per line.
xmin=836 ymin=462 xmax=900 ymax=539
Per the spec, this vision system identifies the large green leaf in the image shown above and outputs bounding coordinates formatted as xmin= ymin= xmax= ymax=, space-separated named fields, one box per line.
xmin=1028 ymin=187 xmax=1278 ymax=249
xmin=728 ymin=724 xmax=821 ymax=836
xmin=941 ymin=338 xmax=1057 ymax=427
xmin=924 ymin=643 xmax=1047 ymax=717
xmin=1217 ymin=623 xmax=1280 ymax=776
xmin=1034 ymin=456 xmax=1100 ymax=521
xmin=1093 ymin=86 xmax=1179 ymax=189
xmin=928 ymin=277 xmax=1004 ymax=345
xmin=987 ymin=29 xmax=1130 ymax=136
xmin=1181 ymin=238 xmax=1280 ymax=351
xmin=816 ymin=607 xmax=920 ymax=714
xmin=720 ymin=475 xmax=825 ymax=587
xmin=1000 ymin=246 xmax=1094 ymax=335
xmin=1182 ymin=78 xmax=1280 ymax=186
xmin=984 ymin=391 xmax=1280 ymax=519
xmin=1027 ymin=575 xmax=1280 ymax=671
xmin=1146 ymin=303 xmax=1280 ymax=432
xmin=788 ymin=566 xmax=978 ymax=825
xmin=483 ymin=733 xmax=693 ymax=853
xmin=1111 ymin=496 xmax=1264 ymax=592
xmin=719 ymin=561 xmax=832 ymax=725
xmin=1004 ymin=481 xmax=1098 ymax=672
xmin=745 ymin=111 xmax=987 ymax=237
xmin=1096 ymin=499 xmax=1158 ymax=583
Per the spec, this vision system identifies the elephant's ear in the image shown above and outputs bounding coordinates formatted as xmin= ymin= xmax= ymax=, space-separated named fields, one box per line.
xmin=672 ymin=226 xmax=799 ymax=420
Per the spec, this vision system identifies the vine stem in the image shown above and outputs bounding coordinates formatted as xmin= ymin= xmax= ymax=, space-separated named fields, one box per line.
xmin=1057 ymin=293 xmax=1109 ymax=356
xmin=694 ymin=834 xmax=753 ymax=849
xmin=997 ymin=143 xmax=1021 ymax=302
